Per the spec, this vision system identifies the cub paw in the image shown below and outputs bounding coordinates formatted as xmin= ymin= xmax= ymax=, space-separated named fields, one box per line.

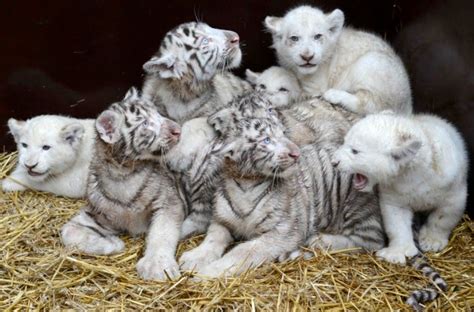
xmin=61 ymin=224 xmax=124 ymax=255
xmin=179 ymin=247 xmax=219 ymax=272
xmin=137 ymin=254 xmax=181 ymax=281
xmin=2 ymin=178 xmax=27 ymax=192
xmin=323 ymin=89 xmax=358 ymax=112
xmin=376 ymin=244 xmax=418 ymax=265
xmin=418 ymin=228 xmax=449 ymax=252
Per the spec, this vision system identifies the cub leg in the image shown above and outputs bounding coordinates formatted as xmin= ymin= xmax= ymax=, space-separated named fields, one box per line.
xmin=179 ymin=221 xmax=233 ymax=271
xmin=418 ymin=186 xmax=466 ymax=252
xmin=61 ymin=209 xmax=124 ymax=255
xmin=376 ymin=203 xmax=418 ymax=264
xmin=180 ymin=210 xmax=211 ymax=240
xmin=2 ymin=167 xmax=28 ymax=192
xmin=136 ymin=205 xmax=184 ymax=281
xmin=196 ymin=231 xmax=295 ymax=278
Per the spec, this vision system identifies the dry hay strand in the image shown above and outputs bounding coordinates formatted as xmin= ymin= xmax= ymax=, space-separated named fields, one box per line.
xmin=0 ymin=152 xmax=472 ymax=311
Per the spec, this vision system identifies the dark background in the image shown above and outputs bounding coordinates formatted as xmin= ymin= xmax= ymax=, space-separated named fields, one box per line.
xmin=0 ymin=0 xmax=472 ymax=216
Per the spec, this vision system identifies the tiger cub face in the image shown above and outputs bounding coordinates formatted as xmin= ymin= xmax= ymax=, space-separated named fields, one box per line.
xmin=143 ymin=22 xmax=242 ymax=82
xmin=209 ymin=93 xmax=300 ymax=178
xmin=96 ymin=87 xmax=181 ymax=160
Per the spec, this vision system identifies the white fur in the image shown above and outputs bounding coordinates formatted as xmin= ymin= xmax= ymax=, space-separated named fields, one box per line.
xmin=265 ymin=5 xmax=412 ymax=115
xmin=2 ymin=115 xmax=95 ymax=198
xmin=333 ymin=112 xmax=468 ymax=264
xmin=245 ymin=66 xmax=301 ymax=108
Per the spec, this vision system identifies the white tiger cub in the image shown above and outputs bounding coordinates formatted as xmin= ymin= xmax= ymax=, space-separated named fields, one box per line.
xmin=179 ymin=94 xmax=384 ymax=278
xmin=61 ymin=88 xmax=185 ymax=281
xmin=142 ymin=21 xmax=251 ymax=124
xmin=265 ymin=5 xmax=412 ymax=115
xmin=333 ymin=112 xmax=468 ymax=264
xmin=2 ymin=115 xmax=95 ymax=198
xmin=245 ymin=66 xmax=301 ymax=108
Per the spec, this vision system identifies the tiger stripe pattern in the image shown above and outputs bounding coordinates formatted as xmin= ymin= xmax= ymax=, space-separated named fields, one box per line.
xmin=178 ymin=92 xmax=385 ymax=278
xmin=61 ymin=87 xmax=185 ymax=281
xmin=142 ymin=22 xmax=251 ymax=124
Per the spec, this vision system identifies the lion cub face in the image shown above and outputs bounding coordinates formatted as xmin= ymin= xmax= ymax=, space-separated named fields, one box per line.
xmin=333 ymin=113 xmax=422 ymax=192
xmin=8 ymin=116 xmax=86 ymax=181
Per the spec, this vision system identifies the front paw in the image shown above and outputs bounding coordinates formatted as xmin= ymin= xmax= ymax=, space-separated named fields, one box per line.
xmin=2 ymin=178 xmax=27 ymax=192
xmin=376 ymin=244 xmax=418 ymax=265
xmin=137 ymin=254 xmax=181 ymax=281
xmin=323 ymin=89 xmax=358 ymax=111
xmin=179 ymin=247 xmax=219 ymax=272
xmin=418 ymin=228 xmax=449 ymax=252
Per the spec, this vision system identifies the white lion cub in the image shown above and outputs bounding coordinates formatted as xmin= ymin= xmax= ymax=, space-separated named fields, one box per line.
xmin=333 ymin=112 xmax=467 ymax=264
xmin=245 ymin=66 xmax=301 ymax=108
xmin=265 ymin=5 xmax=412 ymax=115
xmin=2 ymin=115 xmax=95 ymax=198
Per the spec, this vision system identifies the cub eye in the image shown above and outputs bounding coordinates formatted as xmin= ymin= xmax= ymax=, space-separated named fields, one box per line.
xmin=263 ymin=137 xmax=271 ymax=144
xmin=351 ymin=148 xmax=359 ymax=155
xmin=268 ymin=107 xmax=273 ymax=113
xmin=201 ymin=37 xmax=209 ymax=45
xmin=42 ymin=145 xmax=51 ymax=151
xmin=142 ymin=120 xmax=149 ymax=127
xmin=21 ymin=143 xmax=28 ymax=148
xmin=279 ymin=87 xmax=289 ymax=92
xmin=314 ymin=34 xmax=322 ymax=40
xmin=259 ymin=84 xmax=266 ymax=90
xmin=289 ymin=36 xmax=299 ymax=42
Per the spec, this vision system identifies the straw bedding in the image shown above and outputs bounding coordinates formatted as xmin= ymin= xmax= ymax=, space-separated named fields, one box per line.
xmin=0 ymin=152 xmax=472 ymax=311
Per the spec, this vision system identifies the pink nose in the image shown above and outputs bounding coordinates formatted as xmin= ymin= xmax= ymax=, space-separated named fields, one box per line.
xmin=230 ymin=35 xmax=239 ymax=45
xmin=300 ymin=54 xmax=314 ymax=62
xmin=289 ymin=150 xmax=300 ymax=160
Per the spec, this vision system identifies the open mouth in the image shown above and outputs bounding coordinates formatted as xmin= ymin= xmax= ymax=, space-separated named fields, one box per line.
xmin=28 ymin=169 xmax=48 ymax=177
xmin=353 ymin=173 xmax=368 ymax=190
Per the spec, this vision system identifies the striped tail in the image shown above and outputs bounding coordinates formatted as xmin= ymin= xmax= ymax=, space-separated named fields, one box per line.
xmin=406 ymin=253 xmax=448 ymax=311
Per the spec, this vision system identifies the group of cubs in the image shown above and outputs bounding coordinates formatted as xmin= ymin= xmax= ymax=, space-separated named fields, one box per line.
xmin=2 ymin=5 xmax=467 ymax=311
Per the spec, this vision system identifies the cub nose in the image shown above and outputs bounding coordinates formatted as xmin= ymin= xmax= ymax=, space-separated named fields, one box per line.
xmin=289 ymin=150 xmax=300 ymax=160
xmin=25 ymin=162 xmax=38 ymax=170
xmin=300 ymin=53 xmax=314 ymax=62
xmin=225 ymin=31 xmax=240 ymax=45
xmin=167 ymin=121 xmax=181 ymax=139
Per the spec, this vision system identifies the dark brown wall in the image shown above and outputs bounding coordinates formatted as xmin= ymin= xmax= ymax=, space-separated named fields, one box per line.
xmin=0 ymin=0 xmax=472 ymax=215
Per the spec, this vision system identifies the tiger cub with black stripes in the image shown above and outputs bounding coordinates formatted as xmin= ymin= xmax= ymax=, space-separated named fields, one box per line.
xmin=178 ymin=101 xmax=385 ymax=278
xmin=61 ymin=87 xmax=185 ymax=281
xmin=142 ymin=21 xmax=251 ymax=124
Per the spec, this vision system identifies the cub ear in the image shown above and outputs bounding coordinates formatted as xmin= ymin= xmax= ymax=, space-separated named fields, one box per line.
xmin=61 ymin=122 xmax=85 ymax=147
xmin=208 ymin=108 xmax=233 ymax=135
xmin=7 ymin=118 xmax=26 ymax=143
xmin=245 ymin=69 xmax=260 ymax=85
xmin=123 ymin=86 xmax=139 ymax=101
xmin=96 ymin=110 xmax=122 ymax=144
xmin=326 ymin=9 xmax=345 ymax=35
xmin=143 ymin=54 xmax=185 ymax=79
xmin=264 ymin=16 xmax=282 ymax=34
xmin=220 ymin=141 xmax=239 ymax=160
xmin=391 ymin=138 xmax=422 ymax=163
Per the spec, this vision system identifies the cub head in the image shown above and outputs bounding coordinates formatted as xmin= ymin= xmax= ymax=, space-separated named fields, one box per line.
xmin=246 ymin=66 xmax=301 ymax=108
xmin=333 ymin=113 xmax=422 ymax=192
xmin=209 ymin=93 xmax=300 ymax=179
xmin=96 ymin=87 xmax=181 ymax=161
xmin=8 ymin=116 xmax=86 ymax=181
xmin=143 ymin=22 xmax=242 ymax=82
xmin=265 ymin=5 xmax=344 ymax=76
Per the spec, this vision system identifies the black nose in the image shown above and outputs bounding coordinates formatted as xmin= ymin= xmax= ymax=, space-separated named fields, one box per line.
xmin=300 ymin=54 xmax=314 ymax=62
xmin=25 ymin=163 xmax=38 ymax=170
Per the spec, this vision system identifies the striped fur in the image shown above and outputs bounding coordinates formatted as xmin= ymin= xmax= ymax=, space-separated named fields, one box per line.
xmin=142 ymin=22 xmax=251 ymax=124
xmin=61 ymin=87 xmax=185 ymax=281
xmin=406 ymin=253 xmax=448 ymax=311
xmin=178 ymin=93 xmax=385 ymax=278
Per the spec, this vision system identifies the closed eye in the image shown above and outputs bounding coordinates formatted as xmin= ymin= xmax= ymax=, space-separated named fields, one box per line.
xmin=314 ymin=34 xmax=323 ymax=40
xmin=259 ymin=84 xmax=266 ymax=90
xmin=351 ymin=148 xmax=359 ymax=155
xmin=279 ymin=87 xmax=289 ymax=92
xmin=21 ymin=142 xmax=28 ymax=148
xmin=42 ymin=145 xmax=51 ymax=151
